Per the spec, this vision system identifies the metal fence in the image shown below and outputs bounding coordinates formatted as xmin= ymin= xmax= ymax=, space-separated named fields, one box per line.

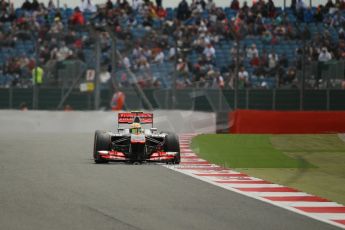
xmin=1 ymin=87 xmax=345 ymax=112
xmin=302 ymin=61 xmax=345 ymax=89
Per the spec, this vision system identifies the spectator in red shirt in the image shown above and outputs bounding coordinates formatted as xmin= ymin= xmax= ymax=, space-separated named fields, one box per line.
xmin=250 ymin=53 xmax=260 ymax=66
xmin=110 ymin=91 xmax=125 ymax=111
xmin=70 ymin=7 xmax=85 ymax=25
xmin=156 ymin=6 xmax=167 ymax=18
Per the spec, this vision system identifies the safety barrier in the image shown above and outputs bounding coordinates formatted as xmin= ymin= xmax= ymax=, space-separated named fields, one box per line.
xmin=229 ymin=110 xmax=345 ymax=134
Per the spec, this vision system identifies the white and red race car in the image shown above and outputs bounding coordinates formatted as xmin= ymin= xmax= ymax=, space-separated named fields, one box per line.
xmin=93 ymin=112 xmax=180 ymax=164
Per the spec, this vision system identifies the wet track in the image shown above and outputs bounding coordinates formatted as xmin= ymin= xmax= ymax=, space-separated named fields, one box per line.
xmin=0 ymin=132 xmax=340 ymax=230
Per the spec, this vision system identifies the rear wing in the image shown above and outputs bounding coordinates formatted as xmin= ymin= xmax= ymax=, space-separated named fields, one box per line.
xmin=118 ymin=112 xmax=153 ymax=127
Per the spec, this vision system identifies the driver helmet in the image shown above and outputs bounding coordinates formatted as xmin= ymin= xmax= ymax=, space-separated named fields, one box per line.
xmin=130 ymin=122 xmax=142 ymax=134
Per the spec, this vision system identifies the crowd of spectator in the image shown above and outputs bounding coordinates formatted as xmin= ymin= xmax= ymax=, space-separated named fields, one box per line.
xmin=118 ymin=0 xmax=345 ymax=89
xmin=0 ymin=0 xmax=345 ymax=89
xmin=0 ymin=0 xmax=92 ymax=87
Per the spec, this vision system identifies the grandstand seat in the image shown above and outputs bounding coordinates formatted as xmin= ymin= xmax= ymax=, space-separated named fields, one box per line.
xmin=2 ymin=3 xmax=344 ymax=90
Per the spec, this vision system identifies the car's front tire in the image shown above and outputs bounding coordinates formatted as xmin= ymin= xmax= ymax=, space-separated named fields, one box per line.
xmin=94 ymin=130 xmax=111 ymax=164
xmin=164 ymin=132 xmax=181 ymax=164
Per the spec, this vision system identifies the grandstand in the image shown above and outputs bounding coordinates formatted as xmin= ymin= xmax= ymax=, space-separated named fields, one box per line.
xmin=0 ymin=0 xmax=344 ymax=94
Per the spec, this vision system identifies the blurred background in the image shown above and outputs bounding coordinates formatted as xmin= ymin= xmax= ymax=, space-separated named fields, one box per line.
xmin=10 ymin=1 xmax=334 ymax=8
xmin=0 ymin=0 xmax=344 ymax=112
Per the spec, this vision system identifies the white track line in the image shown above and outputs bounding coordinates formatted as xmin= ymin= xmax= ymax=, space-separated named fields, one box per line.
xmin=220 ymin=184 xmax=286 ymax=188
xmin=277 ymin=202 xmax=344 ymax=207
xmin=312 ymin=214 xmax=345 ymax=220
xmin=243 ymin=192 xmax=313 ymax=197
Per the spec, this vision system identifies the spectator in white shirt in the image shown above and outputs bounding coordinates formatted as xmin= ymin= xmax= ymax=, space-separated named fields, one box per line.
xmin=86 ymin=0 xmax=97 ymax=12
xmin=168 ymin=47 xmax=177 ymax=60
xmin=79 ymin=0 xmax=87 ymax=12
xmin=318 ymin=47 xmax=332 ymax=62
xmin=132 ymin=0 xmax=143 ymax=11
xmin=49 ymin=17 xmax=64 ymax=34
xmin=317 ymin=47 xmax=332 ymax=84
xmin=177 ymin=58 xmax=189 ymax=73
xmin=132 ymin=45 xmax=143 ymax=60
xmin=153 ymin=50 xmax=165 ymax=64
xmin=123 ymin=56 xmax=131 ymax=69
xmin=230 ymin=43 xmax=244 ymax=62
xmin=206 ymin=0 xmax=216 ymax=11
xmin=246 ymin=44 xmax=259 ymax=59
xmin=80 ymin=0 xmax=96 ymax=12
xmin=191 ymin=0 xmax=204 ymax=14
xmin=51 ymin=43 xmax=73 ymax=61
xmin=238 ymin=66 xmax=249 ymax=88
xmin=212 ymin=71 xmax=224 ymax=89
xmin=296 ymin=0 xmax=306 ymax=11
xmin=143 ymin=47 xmax=152 ymax=60
xmin=203 ymin=43 xmax=216 ymax=61
xmin=268 ymin=51 xmax=279 ymax=69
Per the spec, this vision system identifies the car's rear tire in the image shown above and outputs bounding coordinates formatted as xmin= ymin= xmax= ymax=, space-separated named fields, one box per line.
xmin=94 ymin=130 xmax=111 ymax=164
xmin=164 ymin=132 xmax=180 ymax=164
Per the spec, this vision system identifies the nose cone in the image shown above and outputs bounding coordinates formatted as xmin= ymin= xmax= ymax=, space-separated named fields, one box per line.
xmin=131 ymin=134 xmax=146 ymax=143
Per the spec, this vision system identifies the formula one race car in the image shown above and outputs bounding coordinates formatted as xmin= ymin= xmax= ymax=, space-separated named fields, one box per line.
xmin=93 ymin=112 xmax=180 ymax=164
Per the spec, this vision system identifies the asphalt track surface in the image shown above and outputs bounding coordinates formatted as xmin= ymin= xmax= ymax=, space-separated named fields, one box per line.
xmin=0 ymin=133 xmax=340 ymax=230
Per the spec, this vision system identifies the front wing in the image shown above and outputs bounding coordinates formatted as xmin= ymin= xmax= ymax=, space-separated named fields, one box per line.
xmin=97 ymin=150 xmax=177 ymax=162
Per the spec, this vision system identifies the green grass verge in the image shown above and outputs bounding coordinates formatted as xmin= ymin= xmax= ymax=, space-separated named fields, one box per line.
xmin=191 ymin=134 xmax=345 ymax=205
xmin=191 ymin=134 xmax=316 ymax=168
